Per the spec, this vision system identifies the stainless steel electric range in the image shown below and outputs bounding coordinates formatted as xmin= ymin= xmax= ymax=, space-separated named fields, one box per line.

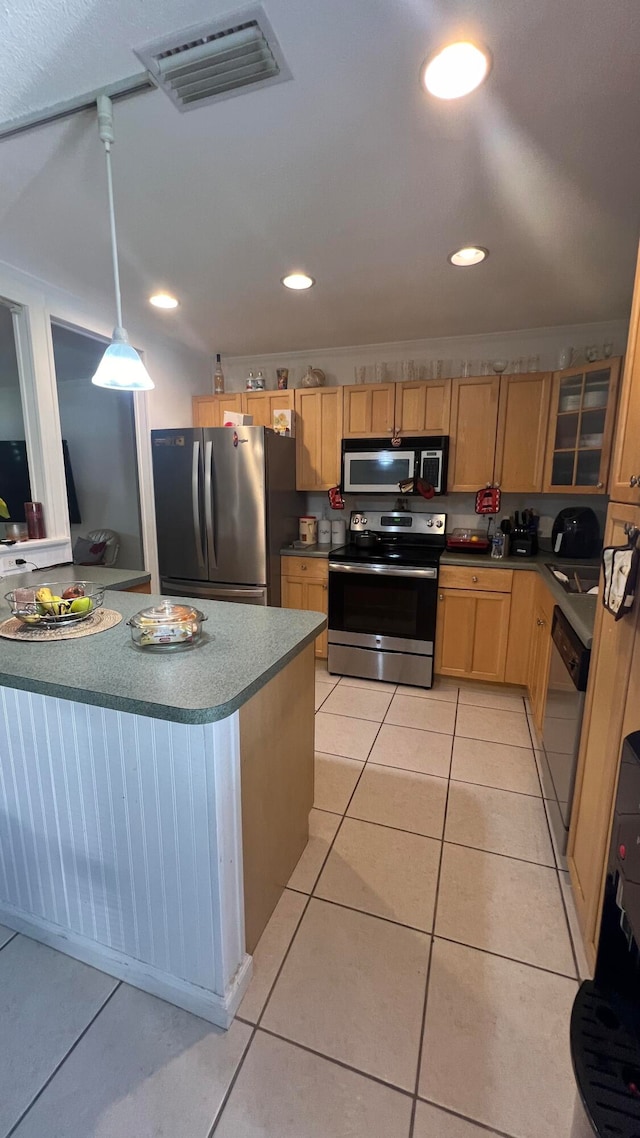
xmin=328 ymin=510 xmax=446 ymax=688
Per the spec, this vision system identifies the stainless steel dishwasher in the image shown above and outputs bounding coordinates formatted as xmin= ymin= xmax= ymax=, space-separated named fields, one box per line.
xmin=539 ymin=606 xmax=591 ymax=858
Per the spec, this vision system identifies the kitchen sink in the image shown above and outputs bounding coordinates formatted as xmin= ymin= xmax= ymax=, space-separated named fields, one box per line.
xmin=546 ymin=563 xmax=600 ymax=594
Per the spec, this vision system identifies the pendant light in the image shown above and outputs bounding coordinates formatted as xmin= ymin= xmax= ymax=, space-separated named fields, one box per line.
xmin=91 ymin=95 xmax=153 ymax=391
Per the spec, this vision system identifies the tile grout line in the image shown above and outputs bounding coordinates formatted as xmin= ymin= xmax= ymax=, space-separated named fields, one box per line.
xmin=417 ymin=1094 xmax=518 ymax=1138
xmin=525 ymin=710 xmax=582 ymax=982
xmin=4 ymin=981 xmax=122 ymax=1138
xmin=210 ymin=705 xmax=388 ymax=1134
xmin=408 ymin=683 xmax=459 ymax=1138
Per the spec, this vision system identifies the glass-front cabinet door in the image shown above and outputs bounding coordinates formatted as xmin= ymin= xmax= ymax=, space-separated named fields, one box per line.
xmin=543 ymin=358 xmax=621 ymax=493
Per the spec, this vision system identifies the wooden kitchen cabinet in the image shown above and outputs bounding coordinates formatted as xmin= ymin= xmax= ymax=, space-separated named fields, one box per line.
xmin=342 ymin=379 xmax=450 ymax=438
xmin=193 ymin=393 xmax=244 ymax=427
xmin=435 ymin=566 xmax=512 ymax=682
xmin=448 ymin=376 xmax=501 ymax=491
xmin=193 ymin=391 xmax=294 ymax=429
xmin=610 ymin=246 xmax=640 ymax=502
xmin=527 ymin=576 xmax=555 ymax=731
xmin=342 ymin=383 xmax=395 ymax=437
xmin=394 ymin=380 xmax=451 ymax=436
xmin=495 ymin=373 xmax=552 ymax=492
xmin=280 ymin=556 xmax=328 ymax=658
xmin=295 ymin=388 xmax=343 ymax=490
xmin=504 ymin=570 xmax=538 ymax=686
xmin=243 ymin=390 xmax=295 ymax=427
xmin=543 ymin=358 xmax=620 ymax=494
xmin=568 ymin=502 xmax=640 ymax=968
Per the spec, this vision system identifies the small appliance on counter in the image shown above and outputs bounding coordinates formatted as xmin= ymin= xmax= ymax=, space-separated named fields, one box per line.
xmin=552 ymin=507 xmax=600 ymax=559
xmin=445 ymin=528 xmax=491 ymax=553
xmin=510 ymin=510 xmax=539 ymax=557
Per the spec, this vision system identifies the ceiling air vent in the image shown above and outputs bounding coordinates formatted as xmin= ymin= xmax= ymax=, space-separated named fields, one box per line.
xmin=134 ymin=5 xmax=292 ymax=112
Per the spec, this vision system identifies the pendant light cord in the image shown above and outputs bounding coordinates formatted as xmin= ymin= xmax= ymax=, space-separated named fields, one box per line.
xmin=96 ymin=94 xmax=124 ymax=333
xmin=103 ymin=144 xmax=124 ymax=330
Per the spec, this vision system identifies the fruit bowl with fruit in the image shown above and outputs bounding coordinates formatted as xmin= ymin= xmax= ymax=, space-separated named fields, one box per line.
xmin=4 ymin=582 xmax=106 ymax=629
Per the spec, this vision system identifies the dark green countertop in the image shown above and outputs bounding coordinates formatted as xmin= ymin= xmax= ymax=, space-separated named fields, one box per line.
xmin=2 ymin=564 xmax=151 ymax=592
xmin=0 ymin=589 xmax=326 ymax=725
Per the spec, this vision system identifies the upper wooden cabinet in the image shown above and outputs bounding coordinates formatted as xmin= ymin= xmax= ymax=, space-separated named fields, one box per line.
xmin=342 ymin=379 xmax=450 ymax=438
xmin=495 ymin=373 xmax=552 ymax=493
xmin=295 ymin=387 xmax=343 ymax=490
xmin=342 ymin=383 xmax=395 ymax=437
xmin=543 ymin=359 xmax=620 ymax=494
xmin=193 ymin=393 xmax=243 ymax=427
xmin=610 ymin=247 xmax=640 ymax=503
xmin=448 ymin=376 xmax=501 ymax=491
xmin=193 ymin=391 xmax=294 ymax=429
xmin=394 ymin=380 xmax=451 ymax=436
xmin=243 ymin=390 xmax=295 ymax=427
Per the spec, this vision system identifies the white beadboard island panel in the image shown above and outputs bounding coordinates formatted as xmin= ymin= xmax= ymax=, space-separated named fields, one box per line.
xmin=0 ymin=686 xmax=251 ymax=1027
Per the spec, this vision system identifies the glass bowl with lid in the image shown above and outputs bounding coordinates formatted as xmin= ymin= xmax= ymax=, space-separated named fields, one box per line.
xmin=127 ymin=600 xmax=207 ymax=650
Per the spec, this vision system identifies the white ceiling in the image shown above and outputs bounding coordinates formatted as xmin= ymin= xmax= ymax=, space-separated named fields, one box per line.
xmin=0 ymin=0 xmax=639 ymax=357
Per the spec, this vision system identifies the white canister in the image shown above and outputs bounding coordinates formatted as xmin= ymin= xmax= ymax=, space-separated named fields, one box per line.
xmin=318 ymin=517 xmax=332 ymax=544
xmin=299 ymin=516 xmax=318 ymax=544
xmin=331 ymin=518 xmax=347 ymax=546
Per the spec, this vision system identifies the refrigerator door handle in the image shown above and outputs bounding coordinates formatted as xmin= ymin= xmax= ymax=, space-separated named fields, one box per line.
xmin=191 ymin=441 xmax=206 ymax=571
xmin=204 ymin=440 xmax=218 ymax=569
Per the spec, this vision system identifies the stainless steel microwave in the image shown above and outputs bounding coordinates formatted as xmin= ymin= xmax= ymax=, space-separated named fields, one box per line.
xmin=341 ymin=436 xmax=449 ymax=495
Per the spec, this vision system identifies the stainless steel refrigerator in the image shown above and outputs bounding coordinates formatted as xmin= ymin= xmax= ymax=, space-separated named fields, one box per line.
xmin=151 ymin=427 xmax=301 ymax=605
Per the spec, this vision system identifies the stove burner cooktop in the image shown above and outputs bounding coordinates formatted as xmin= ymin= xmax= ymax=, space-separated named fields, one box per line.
xmin=329 ymin=511 xmax=447 ymax=569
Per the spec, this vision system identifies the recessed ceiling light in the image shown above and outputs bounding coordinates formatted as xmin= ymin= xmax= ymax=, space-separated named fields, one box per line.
xmin=281 ymin=272 xmax=315 ymax=291
xmin=448 ymin=246 xmax=489 ymax=267
xmin=149 ymin=292 xmax=179 ymax=309
xmin=422 ymin=41 xmax=490 ymax=100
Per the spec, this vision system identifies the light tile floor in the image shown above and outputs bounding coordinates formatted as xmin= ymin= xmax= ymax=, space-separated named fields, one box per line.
xmin=0 ymin=665 xmax=587 ymax=1137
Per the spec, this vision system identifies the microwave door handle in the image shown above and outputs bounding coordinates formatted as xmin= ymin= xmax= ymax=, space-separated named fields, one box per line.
xmin=192 ymin=440 xmax=205 ymax=571
xmin=204 ymin=440 xmax=217 ymax=569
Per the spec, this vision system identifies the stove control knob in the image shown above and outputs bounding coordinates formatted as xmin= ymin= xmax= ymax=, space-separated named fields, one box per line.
xmin=361 ymin=517 xmax=367 ymax=525
xmin=436 ymin=520 xmax=443 ymax=528
xmin=427 ymin=519 xmax=433 ymax=527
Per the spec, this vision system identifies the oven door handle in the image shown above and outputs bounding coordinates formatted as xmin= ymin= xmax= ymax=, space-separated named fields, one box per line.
xmin=329 ymin=562 xmax=438 ymax=579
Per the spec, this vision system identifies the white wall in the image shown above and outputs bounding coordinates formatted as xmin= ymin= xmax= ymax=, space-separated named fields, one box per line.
xmin=219 ymin=318 xmax=628 ymax=391
xmin=0 ymin=257 xmax=212 ymax=582
xmin=0 ymin=386 xmax=25 ymax=438
xmin=58 ymin=380 xmax=143 ymax=569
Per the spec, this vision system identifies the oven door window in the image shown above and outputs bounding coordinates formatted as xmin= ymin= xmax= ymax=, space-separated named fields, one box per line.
xmin=343 ymin=450 xmax=415 ymax=493
xmin=329 ymin=570 xmax=437 ymax=643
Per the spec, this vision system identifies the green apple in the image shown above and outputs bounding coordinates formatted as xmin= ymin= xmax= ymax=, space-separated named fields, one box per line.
xmin=69 ymin=597 xmax=92 ymax=614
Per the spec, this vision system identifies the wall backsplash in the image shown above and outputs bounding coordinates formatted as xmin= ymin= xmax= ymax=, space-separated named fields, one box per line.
xmin=305 ymin=491 xmax=608 ymax=550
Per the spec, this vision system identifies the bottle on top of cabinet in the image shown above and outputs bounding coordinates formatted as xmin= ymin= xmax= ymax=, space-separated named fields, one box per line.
xmin=213 ymin=353 xmax=224 ymax=394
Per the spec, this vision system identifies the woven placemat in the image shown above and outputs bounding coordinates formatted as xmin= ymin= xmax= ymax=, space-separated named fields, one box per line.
xmin=0 ymin=607 xmax=123 ymax=642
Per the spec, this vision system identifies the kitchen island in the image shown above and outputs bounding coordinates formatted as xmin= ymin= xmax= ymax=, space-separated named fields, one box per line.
xmin=0 ymin=589 xmax=324 ymax=1027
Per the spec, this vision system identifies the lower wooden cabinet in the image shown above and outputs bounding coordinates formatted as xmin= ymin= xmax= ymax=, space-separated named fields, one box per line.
xmin=280 ymin=556 xmax=328 ymax=658
xmin=568 ymin=502 xmax=640 ymax=969
xmin=435 ymin=567 xmax=512 ymax=682
xmin=526 ymin=578 xmax=554 ymax=731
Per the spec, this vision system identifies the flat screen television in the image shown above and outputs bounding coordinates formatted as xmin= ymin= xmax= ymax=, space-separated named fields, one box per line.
xmin=0 ymin=440 xmax=81 ymax=524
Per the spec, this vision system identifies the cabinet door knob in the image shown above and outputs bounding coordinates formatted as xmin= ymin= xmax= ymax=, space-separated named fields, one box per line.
xmin=439 ymin=593 xmax=444 ymax=601
xmin=631 ymin=475 xmax=640 ymax=488
xmin=472 ymin=575 xmax=479 ymax=583
xmin=537 ymin=618 xmax=545 ymax=627
xmin=596 ymin=482 xmax=604 ymax=489
xmin=301 ymin=564 xmax=307 ymax=570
